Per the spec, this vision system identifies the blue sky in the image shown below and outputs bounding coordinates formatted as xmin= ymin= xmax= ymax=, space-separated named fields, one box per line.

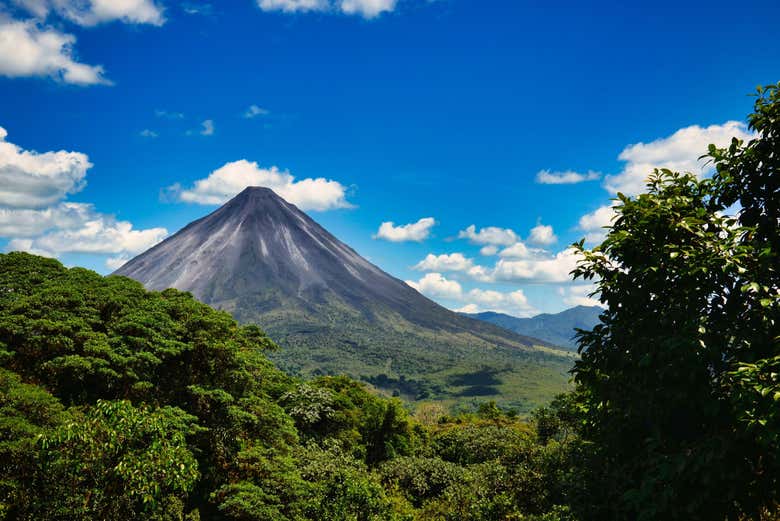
xmin=0 ymin=0 xmax=778 ymax=316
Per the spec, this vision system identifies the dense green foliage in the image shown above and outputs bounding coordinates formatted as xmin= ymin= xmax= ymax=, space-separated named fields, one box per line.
xmin=570 ymin=83 xmax=780 ymax=520
xmin=0 ymin=253 xmax=577 ymax=520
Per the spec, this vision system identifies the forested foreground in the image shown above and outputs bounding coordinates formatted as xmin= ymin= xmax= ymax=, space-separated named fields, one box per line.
xmin=0 ymin=252 xmax=585 ymax=520
xmin=0 ymin=84 xmax=778 ymax=521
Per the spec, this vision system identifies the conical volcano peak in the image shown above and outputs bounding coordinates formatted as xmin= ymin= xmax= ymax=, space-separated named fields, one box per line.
xmin=225 ymin=186 xmax=292 ymax=211
xmin=236 ymin=186 xmax=282 ymax=199
xmin=115 ymin=183 xmax=384 ymax=306
xmin=209 ymin=186 xmax=311 ymax=230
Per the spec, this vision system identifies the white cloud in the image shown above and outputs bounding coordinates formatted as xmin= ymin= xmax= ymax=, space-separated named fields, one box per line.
xmin=8 ymin=210 xmax=167 ymax=256
xmin=466 ymin=265 xmax=494 ymax=283
xmin=536 ymin=169 xmax=601 ymax=185
xmin=455 ymin=289 xmax=537 ymax=317
xmin=0 ymin=125 xmax=167 ymax=263
xmin=257 ymin=0 xmax=396 ymax=17
xmin=458 ymin=224 xmax=518 ymax=247
xmin=105 ymin=255 xmax=130 ymax=270
xmin=0 ymin=19 xmax=110 ymax=85
xmin=375 ymin=217 xmax=435 ymax=242
xmin=560 ymin=285 xmax=604 ymax=308
xmin=454 ymin=303 xmax=479 ymax=314
xmin=567 ymin=121 xmax=754 ymax=249
xmin=578 ymin=204 xmax=615 ymax=244
xmin=492 ymin=248 xmax=579 ymax=284
xmin=461 ymin=288 xmax=536 ymax=317
xmin=605 ymin=121 xmax=754 ymax=196
xmin=339 ymin=0 xmax=396 ymax=18
xmin=413 ymin=252 xmax=473 ymax=272
xmin=257 ymin=0 xmax=327 ymax=13
xmin=244 ymin=105 xmax=270 ymax=118
xmin=139 ymin=129 xmax=158 ymax=138
xmin=0 ymin=202 xmax=92 ymax=236
xmin=405 ymin=272 xmax=462 ymax=299
xmin=479 ymin=245 xmax=498 ymax=256
xmin=444 ymin=249 xmax=578 ymax=285
xmin=406 ymin=273 xmax=536 ymax=316
xmin=199 ymin=119 xmax=214 ymax=136
xmin=498 ymin=242 xmax=532 ymax=259
xmin=15 ymin=0 xmax=166 ymax=26
xmin=527 ymin=223 xmax=557 ymax=246
xmin=173 ymin=159 xmax=352 ymax=211
xmin=0 ymin=126 xmax=91 ymax=208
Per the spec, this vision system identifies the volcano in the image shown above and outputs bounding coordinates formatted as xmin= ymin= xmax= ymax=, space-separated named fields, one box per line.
xmin=115 ymin=187 xmax=572 ymax=407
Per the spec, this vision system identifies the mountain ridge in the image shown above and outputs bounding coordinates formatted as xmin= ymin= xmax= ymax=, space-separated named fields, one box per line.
xmin=464 ymin=305 xmax=603 ymax=350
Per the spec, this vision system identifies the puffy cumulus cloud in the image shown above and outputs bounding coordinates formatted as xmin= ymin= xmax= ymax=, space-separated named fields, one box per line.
xmin=466 ymin=265 xmax=494 ymax=283
xmin=498 ymin=242 xmax=532 ymax=259
xmin=469 ymin=289 xmax=535 ymax=313
xmin=605 ymin=121 xmax=754 ymax=196
xmin=413 ymin=252 xmax=473 ymax=272
xmin=566 ymin=121 xmax=755 ymax=249
xmin=413 ymin=243 xmax=579 ymax=286
xmin=405 ymin=272 xmax=462 ymax=300
xmin=463 ymin=288 xmax=536 ymax=317
xmin=527 ymin=223 xmax=557 ymax=246
xmin=257 ymin=0 xmax=395 ymax=17
xmin=0 ymin=19 xmax=110 ymax=85
xmin=339 ymin=0 xmax=396 ymax=18
xmin=172 ymin=159 xmax=352 ymax=211
xmin=536 ymin=169 xmax=601 ymax=185
xmin=492 ymin=248 xmax=579 ymax=284
xmin=578 ymin=205 xmax=615 ymax=244
xmin=14 ymin=0 xmax=166 ymax=26
xmin=0 ymin=202 xmax=93 ymax=236
xmin=458 ymin=224 xmax=518 ymax=247
xmin=374 ymin=217 xmax=435 ymax=242
xmin=479 ymin=245 xmax=498 ymax=256
xmin=8 ymin=209 xmax=167 ymax=256
xmin=406 ymin=273 xmax=537 ymax=316
xmin=0 ymin=126 xmax=91 ymax=208
xmin=559 ymin=285 xmax=604 ymax=308
xmin=0 ymin=126 xmax=168 ymax=264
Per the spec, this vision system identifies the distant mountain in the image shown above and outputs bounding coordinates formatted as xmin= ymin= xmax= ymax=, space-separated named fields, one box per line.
xmin=115 ymin=187 xmax=574 ymax=410
xmin=465 ymin=306 xmax=603 ymax=350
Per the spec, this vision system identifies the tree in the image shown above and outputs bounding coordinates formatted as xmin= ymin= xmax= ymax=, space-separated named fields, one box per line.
xmin=0 ymin=369 xmax=65 ymax=519
xmin=36 ymin=400 xmax=200 ymax=521
xmin=571 ymin=83 xmax=780 ymax=520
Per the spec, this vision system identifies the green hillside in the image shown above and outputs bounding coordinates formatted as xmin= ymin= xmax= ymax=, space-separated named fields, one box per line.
xmin=242 ymin=300 xmax=575 ymax=412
